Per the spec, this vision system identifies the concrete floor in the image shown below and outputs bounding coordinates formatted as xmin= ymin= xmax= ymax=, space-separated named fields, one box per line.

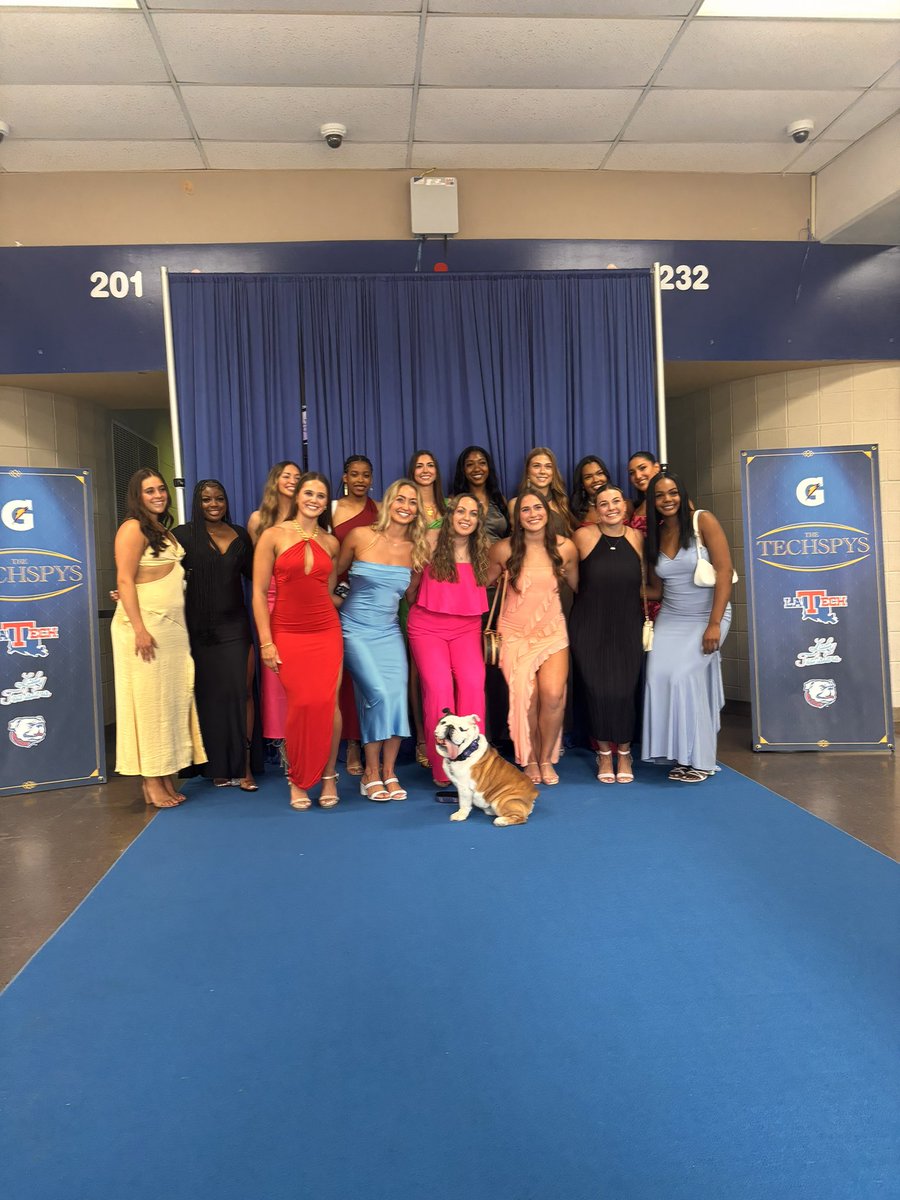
xmin=1 ymin=713 xmax=897 ymax=990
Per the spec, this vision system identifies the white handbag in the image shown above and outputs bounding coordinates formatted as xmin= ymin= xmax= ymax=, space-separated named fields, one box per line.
xmin=692 ymin=509 xmax=738 ymax=588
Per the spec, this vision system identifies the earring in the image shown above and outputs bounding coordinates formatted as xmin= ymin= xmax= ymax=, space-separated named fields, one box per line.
xmin=343 ymin=483 xmax=348 ymax=496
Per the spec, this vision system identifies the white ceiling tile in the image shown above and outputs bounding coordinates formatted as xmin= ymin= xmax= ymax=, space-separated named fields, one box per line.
xmin=784 ymin=141 xmax=852 ymax=174
xmin=658 ymin=19 xmax=900 ymax=89
xmin=430 ymin=1 xmax=693 ymax=12
xmin=820 ymin=89 xmax=900 ymax=140
xmin=182 ymin=86 xmax=411 ymax=142
xmin=627 ymin=89 xmax=860 ymax=142
xmin=876 ymin=63 xmax=900 ymax=88
xmin=0 ymin=140 xmax=203 ymax=173
xmin=0 ymin=85 xmax=191 ymax=140
xmin=151 ymin=0 xmax=419 ymax=8
xmin=415 ymin=88 xmax=639 ymax=143
xmin=0 ymin=12 xmax=167 ymax=84
xmin=421 ymin=16 xmax=680 ymax=87
xmin=152 ymin=14 xmax=420 ymax=86
xmin=606 ymin=141 xmax=795 ymax=172
xmin=203 ymin=141 xmax=408 ymax=169
xmin=411 ymin=142 xmax=608 ymax=169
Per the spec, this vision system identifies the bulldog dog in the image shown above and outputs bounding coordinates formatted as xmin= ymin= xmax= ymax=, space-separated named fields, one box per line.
xmin=434 ymin=711 xmax=538 ymax=827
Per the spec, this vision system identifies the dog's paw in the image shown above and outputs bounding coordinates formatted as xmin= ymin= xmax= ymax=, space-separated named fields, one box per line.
xmin=450 ymin=810 xmax=468 ymax=821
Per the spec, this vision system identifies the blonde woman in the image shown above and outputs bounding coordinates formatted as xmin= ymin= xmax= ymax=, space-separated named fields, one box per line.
xmin=510 ymin=447 xmax=573 ymax=537
xmin=336 ymin=480 xmax=430 ymax=801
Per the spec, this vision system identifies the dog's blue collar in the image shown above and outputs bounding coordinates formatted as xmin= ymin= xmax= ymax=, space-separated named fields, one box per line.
xmin=454 ymin=739 xmax=481 ymax=763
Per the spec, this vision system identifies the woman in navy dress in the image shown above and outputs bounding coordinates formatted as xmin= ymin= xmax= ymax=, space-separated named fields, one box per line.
xmin=641 ymin=471 xmax=733 ymax=783
xmin=336 ymin=479 xmax=430 ymax=802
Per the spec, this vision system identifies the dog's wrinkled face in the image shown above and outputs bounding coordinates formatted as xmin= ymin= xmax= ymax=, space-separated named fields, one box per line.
xmin=434 ymin=712 xmax=481 ymax=761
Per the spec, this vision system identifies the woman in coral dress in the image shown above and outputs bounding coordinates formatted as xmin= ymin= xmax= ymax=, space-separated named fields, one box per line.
xmin=488 ymin=488 xmax=579 ymax=786
xmin=252 ymin=472 xmax=342 ymax=810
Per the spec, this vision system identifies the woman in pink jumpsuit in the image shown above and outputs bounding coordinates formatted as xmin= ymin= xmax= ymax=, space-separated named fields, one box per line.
xmin=407 ymin=494 xmax=489 ymax=787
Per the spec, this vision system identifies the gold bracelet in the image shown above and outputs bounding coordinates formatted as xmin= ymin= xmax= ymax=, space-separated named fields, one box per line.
xmin=260 ymin=641 xmax=274 ymax=649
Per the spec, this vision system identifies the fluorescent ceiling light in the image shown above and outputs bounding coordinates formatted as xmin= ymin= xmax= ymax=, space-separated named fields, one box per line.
xmin=698 ymin=0 xmax=900 ymax=16
xmin=0 ymin=0 xmax=139 ymax=7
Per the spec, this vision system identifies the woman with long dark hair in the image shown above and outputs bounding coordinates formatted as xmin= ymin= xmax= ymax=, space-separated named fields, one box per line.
xmin=451 ymin=445 xmax=509 ymax=543
xmin=331 ymin=454 xmax=378 ymax=777
xmin=570 ymin=455 xmax=611 ymax=527
xmin=642 ymin=471 xmax=733 ymax=783
xmin=511 ymin=447 xmax=573 ymax=536
xmin=626 ymin=450 xmax=663 ymax=534
xmin=253 ymin=473 xmax=343 ymax=810
xmin=488 ymin=488 xmax=578 ymax=785
xmin=173 ymin=480 xmax=260 ymax=790
xmin=407 ymin=494 xmax=489 ymax=787
xmin=337 ymin=480 xmax=430 ymax=802
xmin=111 ymin=469 xmax=205 ymax=807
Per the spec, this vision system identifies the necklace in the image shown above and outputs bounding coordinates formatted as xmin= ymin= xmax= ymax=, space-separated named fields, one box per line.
xmin=289 ymin=520 xmax=319 ymax=541
xmin=601 ymin=530 xmax=626 ymax=550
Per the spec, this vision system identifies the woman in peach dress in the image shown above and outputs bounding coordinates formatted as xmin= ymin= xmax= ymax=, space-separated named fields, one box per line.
xmin=488 ymin=488 xmax=579 ymax=786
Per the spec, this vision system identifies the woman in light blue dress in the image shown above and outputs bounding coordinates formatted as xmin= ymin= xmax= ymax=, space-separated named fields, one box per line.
xmin=642 ymin=471 xmax=734 ymax=783
xmin=336 ymin=479 xmax=430 ymax=802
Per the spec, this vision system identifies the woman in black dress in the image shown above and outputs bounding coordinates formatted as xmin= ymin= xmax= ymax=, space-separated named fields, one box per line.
xmin=173 ymin=480 xmax=262 ymax=790
xmin=569 ymin=483 xmax=646 ymax=785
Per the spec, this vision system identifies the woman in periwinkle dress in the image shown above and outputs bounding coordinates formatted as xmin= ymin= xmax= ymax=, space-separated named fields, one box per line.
xmin=642 ymin=471 xmax=734 ymax=784
xmin=336 ymin=479 xmax=430 ymax=802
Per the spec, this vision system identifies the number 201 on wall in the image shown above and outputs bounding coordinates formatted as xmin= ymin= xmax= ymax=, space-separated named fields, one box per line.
xmin=658 ymin=264 xmax=709 ymax=291
xmin=89 ymin=270 xmax=143 ymax=299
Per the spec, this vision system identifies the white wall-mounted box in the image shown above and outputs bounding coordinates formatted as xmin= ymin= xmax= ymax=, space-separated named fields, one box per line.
xmin=410 ymin=176 xmax=459 ymax=236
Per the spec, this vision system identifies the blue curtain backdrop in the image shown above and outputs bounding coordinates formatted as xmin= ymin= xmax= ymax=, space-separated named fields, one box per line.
xmin=169 ymin=270 xmax=656 ymax=521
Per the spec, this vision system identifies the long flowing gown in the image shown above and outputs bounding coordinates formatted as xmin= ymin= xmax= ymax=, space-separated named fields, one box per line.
xmin=642 ymin=545 xmax=732 ymax=774
xmin=332 ymin=498 xmax=379 ymax=742
xmin=173 ymin=523 xmax=262 ymax=781
xmin=111 ymin=539 xmax=206 ymax=777
xmin=340 ymin=561 xmax=411 ymax=744
xmin=498 ymin=566 xmax=568 ymax=766
xmin=569 ymin=533 xmax=644 ymax=745
xmin=271 ymin=539 xmax=343 ymax=789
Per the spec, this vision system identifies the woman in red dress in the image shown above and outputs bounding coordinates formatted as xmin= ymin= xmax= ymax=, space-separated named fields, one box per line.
xmin=331 ymin=454 xmax=378 ymax=776
xmin=253 ymin=472 xmax=343 ymax=810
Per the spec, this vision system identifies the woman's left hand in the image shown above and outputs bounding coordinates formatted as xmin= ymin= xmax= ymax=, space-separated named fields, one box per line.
xmin=702 ymin=621 xmax=721 ymax=655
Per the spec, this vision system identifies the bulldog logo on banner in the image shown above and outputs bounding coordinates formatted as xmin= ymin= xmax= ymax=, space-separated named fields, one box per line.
xmin=741 ymin=446 xmax=893 ymax=753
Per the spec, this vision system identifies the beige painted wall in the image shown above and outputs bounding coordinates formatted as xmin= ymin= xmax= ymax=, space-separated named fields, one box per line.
xmin=666 ymin=362 xmax=900 ymax=711
xmin=0 ymin=169 xmax=810 ymax=247
xmin=0 ymin=384 xmax=118 ymax=722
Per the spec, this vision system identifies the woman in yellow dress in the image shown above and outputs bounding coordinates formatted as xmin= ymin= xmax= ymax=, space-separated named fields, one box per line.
xmin=111 ymin=469 xmax=206 ymax=808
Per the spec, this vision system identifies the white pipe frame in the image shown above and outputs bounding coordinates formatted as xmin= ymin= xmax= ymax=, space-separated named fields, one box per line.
xmin=651 ymin=262 xmax=668 ymax=466
xmin=160 ymin=266 xmax=186 ymax=524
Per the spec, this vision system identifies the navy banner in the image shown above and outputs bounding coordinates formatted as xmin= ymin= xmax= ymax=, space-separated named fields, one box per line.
xmin=741 ymin=446 xmax=893 ymax=753
xmin=0 ymin=467 xmax=106 ymax=794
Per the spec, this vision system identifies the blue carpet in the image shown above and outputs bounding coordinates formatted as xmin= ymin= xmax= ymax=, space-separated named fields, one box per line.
xmin=2 ymin=753 xmax=899 ymax=1200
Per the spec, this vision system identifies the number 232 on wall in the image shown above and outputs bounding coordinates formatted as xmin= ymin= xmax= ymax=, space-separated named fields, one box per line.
xmin=89 ymin=270 xmax=143 ymax=299
xmin=658 ymin=264 xmax=709 ymax=291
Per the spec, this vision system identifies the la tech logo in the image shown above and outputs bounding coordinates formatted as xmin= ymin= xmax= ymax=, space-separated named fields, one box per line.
xmin=783 ymin=589 xmax=848 ymax=625
xmin=1 ymin=499 xmax=34 ymax=531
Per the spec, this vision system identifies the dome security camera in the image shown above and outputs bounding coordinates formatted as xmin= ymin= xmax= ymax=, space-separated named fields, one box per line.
xmin=0 ymin=121 xmax=10 ymax=143
xmin=320 ymin=123 xmax=347 ymax=149
xmin=787 ymin=119 xmax=814 ymax=145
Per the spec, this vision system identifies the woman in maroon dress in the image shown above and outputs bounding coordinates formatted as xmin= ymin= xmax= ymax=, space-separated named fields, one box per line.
xmin=331 ymin=455 xmax=378 ymax=776
xmin=253 ymin=472 xmax=343 ymax=810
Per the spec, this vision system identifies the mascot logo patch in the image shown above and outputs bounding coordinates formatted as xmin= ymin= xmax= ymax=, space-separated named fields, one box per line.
xmin=1 ymin=499 xmax=34 ymax=532
xmin=8 ymin=714 xmax=47 ymax=747
xmin=803 ymin=679 xmax=837 ymax=709
xmin=795 ymin=477 xmax=824 ymax=507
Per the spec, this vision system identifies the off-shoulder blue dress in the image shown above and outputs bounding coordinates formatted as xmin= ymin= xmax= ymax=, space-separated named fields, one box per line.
xmin=340 ymin=561 xmax=412 ymax=744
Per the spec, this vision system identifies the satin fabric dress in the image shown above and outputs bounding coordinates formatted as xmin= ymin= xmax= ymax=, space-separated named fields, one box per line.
xmin=498 ymin=566 xmax=568 ymax=767
xmin=112 ymin=539 xmax=206 ymax=777
xmin=641 ymin=544 xmax=731 ymax=774
xmin=271 ymin=539 xmax=342 ymax=789
xmin=340 ymin=561 xmax=411 ymax=744
xmin=332 ymin=498 xmax=379 ymax=742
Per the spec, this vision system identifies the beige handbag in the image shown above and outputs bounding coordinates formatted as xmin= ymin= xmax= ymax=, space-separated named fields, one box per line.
xmin=640 ymin=555 xmax=654 ymax=652
xmin=483 ymin=570 xmax=508 ymax=667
